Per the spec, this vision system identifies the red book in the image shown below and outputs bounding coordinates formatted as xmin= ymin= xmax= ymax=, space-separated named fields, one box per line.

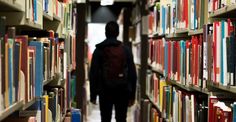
xmin=168 ymin=41 xmax=171 ymax=78
xmin=15 ymin=35 xmax=29 ymax=103
xmin=184 ymin=0 xmax=188 ymax=28
xmin=208 ymin=96 xmax=219 ymax=122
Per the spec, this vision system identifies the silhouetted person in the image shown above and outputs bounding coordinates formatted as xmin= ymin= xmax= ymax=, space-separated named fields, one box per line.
xmin=89 ymin=21 xmax=137 ymax=122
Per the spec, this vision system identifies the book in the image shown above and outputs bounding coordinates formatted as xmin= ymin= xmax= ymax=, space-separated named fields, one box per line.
xmin=29 ymin=41 xmax=44 ymax=97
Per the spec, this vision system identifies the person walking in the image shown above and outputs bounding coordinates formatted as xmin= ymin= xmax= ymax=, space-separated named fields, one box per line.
xmin=89 ymin=21 xmax=137 ymax=122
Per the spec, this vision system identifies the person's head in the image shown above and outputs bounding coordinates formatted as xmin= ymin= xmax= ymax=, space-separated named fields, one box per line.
xmin=105 ymin=21 xmax=119 ymax=38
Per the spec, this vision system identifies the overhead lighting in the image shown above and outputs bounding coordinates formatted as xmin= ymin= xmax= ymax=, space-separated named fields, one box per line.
xmin=100 ymin=0 xmax=114 ymax=6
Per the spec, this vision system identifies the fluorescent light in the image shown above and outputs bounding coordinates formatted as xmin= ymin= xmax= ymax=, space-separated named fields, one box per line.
xmin=100 ymin=0 xmax=114 ymax=6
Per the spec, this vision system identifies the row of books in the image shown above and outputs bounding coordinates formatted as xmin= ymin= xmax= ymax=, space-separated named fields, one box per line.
xmin=148 ymin=0 xmax=208 ymax=36
xmin=146 ymin=72 xmax=208 ymax=122
xmin=159 ymin=0 xmax=189 ymax=34
xmin=148 ymin=2 xmax=160 ymax=35
xmin=26 ymin=0 xmax=43 ymax=25
xmin=208 ymin=0 xmax=236 ymax=13
xmin=2 ymin=86 xmax=66 ymax=122
xmin=211 ymin=20 xmax=236 ymax=86
xmin=148 ymin=35 xmax=205 ymax=88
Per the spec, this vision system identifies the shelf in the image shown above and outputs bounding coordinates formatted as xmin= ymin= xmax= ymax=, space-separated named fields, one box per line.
xmin=208 ymin=81 xmax=236 ymax=94
xmin=148 ymin=32 xmax=165 ymax=39
xmin=24 ymin=20 xmax=42 ymax=30
xmin=0 ymin=0 xmax=23 ymax=12
xmin=0 ymin=100 xmax=24 ymax=121
xmin=43 ymin=78 xmax=54 ymax=86
xmin=148 ymin=2 xmax=155 ymax=10
xmin=0 ymin=12 xmax=42 ymax=30
xmin=189 ymin=84 xmax=209 ymax=94
xmin=209 ymin=4 xmax=236 ymax=18
xmin=167 ymin=80 xmax=192 ymax=91
xmin=175 ymin=29 xmax=189 ymax=34
xmin=165 ymin=33 xmax=190 ymax=39
xmin=43 ymin=12 xmax=53 ymax=21
xmin=188 ymin=29 xmax=203 ymax=36
xmin=53 ymin=14 xmax=62 ymax=22
xmin=21 ymin=98 xmax=36 ymax=110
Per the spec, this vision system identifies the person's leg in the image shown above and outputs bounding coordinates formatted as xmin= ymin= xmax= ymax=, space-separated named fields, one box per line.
xmin=99 ymin=94 xmax=113 ymax=122
xmin=114 ymin=93 xmax=129 ymax=122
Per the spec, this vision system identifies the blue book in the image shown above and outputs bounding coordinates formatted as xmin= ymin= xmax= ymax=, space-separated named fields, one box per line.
xmin=221 ymin=21 xmax=225 ymax=85
xmin=233 ymin=102 xmax=236 ymax=122
xmin=194 ymin=0 xmax=197 ymax=29
xmin=34 ymin=0 xmax=37 ymax=22
xmin=8 ymin=39 xmax=14 ymax=105
xmin=29 ymin=41 xmax=44 ymax=97
xmin=14 ymin=42 xmax=20 ymax=102
xmin=72 ymin=109 xmax=81 ymax=122
xmin=162 ymin=6 xmax=166 ymax=34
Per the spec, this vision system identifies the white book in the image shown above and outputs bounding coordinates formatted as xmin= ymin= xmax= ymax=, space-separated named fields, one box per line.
xmin=191 ymin=95 xmax=195 ymax=122
xmin=223 ymin=38 xmax=228 ymax=86
xmin=203 ymin=41 xmax=208 ymax=88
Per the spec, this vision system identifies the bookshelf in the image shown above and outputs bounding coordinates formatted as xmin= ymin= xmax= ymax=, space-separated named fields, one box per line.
xmin=208 ymin=82 xmax=236 ymax=94
xmin=0 ymin=0 xmax=78 ymax=121
xmin=43 ymin=12 xmax=54 ymax=21
xmin=209 ymin=4 xmax=236 ymax=18
xmin=188 ymin=29 xmax=204 ymax=36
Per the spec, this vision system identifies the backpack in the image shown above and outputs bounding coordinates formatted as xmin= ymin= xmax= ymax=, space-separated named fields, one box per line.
xmin=101 ymin=44 xmax=128 ymax=89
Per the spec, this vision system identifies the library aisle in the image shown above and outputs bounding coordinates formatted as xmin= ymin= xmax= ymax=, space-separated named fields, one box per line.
xmin=87 ymin=102 xmax=135 ymax=122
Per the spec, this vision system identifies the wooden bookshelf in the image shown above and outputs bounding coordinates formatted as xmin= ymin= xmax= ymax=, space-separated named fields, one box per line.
xmin=209 ymin=4 xmax=236 ymax=18
xmin=53 ymin=14 xmax=62 ymax=22
xmin=0 ymin=0 xmax=23 ymax=12
xmin=0 ymin=100 xmax=24 ymax=121
xmin=189 ymin=84 xmax=209 ymax=94
xmin=208 ymin=81 xmax=236 ymax=94
xmin=165 ymin=33 xmax=190 ymax=39
xmin=188 ymin=29 xmax=203 ymax=36
xmin=21 ymin=98 xmax=37 ymax=110
xmin=176 ymin=28 xmax=189 ymax=34
xmin=43 ymin=12 xmax=53 ymax=21
xmin=167 ymin=80 xmax=192 ymax=91
xmin=43 ymin=77 xmax=54 ymax=86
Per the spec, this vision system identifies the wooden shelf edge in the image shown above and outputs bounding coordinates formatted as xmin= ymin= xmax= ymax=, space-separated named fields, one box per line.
xmin=167 ymin=80 xmax=192 ymax=91
xmin=53 ymin=14 xmax=62 ymax=22
xmin=208 ymin=81 xmax=236 ymax=94
xmin=0 ymin=0 xmax=23 ymax=12
xmin=188 ymin=29 xmax=203 ymax=36
xmin=175 ymin=29 xmax=189 ymax=34
xmin=209 ymin=4 xmax=236 ymax=18
xmin=22 ymin=98 xmax=36 ymax=110
xmin=43 ymin=12 xmax=53 ymax=21
xmin=0 ymin=100 xmax=24 ymax=121
xmin=43 ymin=78 xmax=54 ymax=86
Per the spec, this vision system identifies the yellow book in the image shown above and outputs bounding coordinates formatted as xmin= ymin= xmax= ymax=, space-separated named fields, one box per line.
xmin=159 ymin=79 xmax=167 ymax=112
xmin=43 ymin=95 xmax=49 ymax=122
xmin=5 ymin=43 xmax=9 ymax=108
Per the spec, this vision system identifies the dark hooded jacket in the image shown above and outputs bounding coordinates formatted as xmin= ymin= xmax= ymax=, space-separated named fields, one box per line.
xmin=89 ymin=38 xmax=137 ymax=102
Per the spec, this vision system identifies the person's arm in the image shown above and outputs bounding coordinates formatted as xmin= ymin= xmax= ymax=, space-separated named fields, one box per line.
xmin=125 ymin=46 xmax=137 ymax=103
xmin=89 ymin=48 xmax=100 ymax=104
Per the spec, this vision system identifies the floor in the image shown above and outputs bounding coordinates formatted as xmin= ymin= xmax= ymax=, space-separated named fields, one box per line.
xmin=87 ymin=102 xmax=135 ymax=122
